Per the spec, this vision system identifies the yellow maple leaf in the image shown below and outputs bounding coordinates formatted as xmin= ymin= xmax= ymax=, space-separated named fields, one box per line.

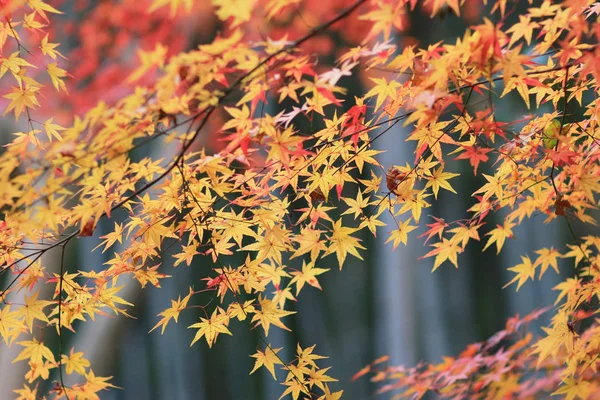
xmin=318 ymin=385 xmax=343 ymax=400
xmin=325 ymin=219 xmax=365 ymax=269
xmin=40 ymin=34 xmax=65 ymax=60
xmin=13 ymin=338 xmax=56 ymax=364
xmin=0 ymin=305 xmax=22 ymax=344
xmin=61 ymin=348 xmax=91 ymax=375
xmin=251 ymin=295 xmax=295 ymax=336
xmin=47 ymin=62 xmax=67 ymax=92
xmin=81 ymin=370 xmax=117 ymax=396
xmin=533 ymin=319 xmax=575 ymax=367
xmin=27 ymin=0 xmax=63 ymax=22
xmin=15 ymin=291 xmax=52 ymax=332
xmin=151 ymin=287 xmax=193 ymax=334
xmin=342 ymin=189 xmax=371 ymax=219
xmin=424 ymin=165 xmax=459 ymax=199
xmin=13 ymin=384 xmax=37 ymax=400
xmin=42 ymin=118 xmax=64 ymax=141
xmin=3 ymin=85 xmax=41 ymax=119
xmin=483 ymin=220 xmax=515 ymax=254
xmin=534 ymin=247 xmax=560 ymax=278
xmin=385 ymin=219 xmax=417 ymax=249
xmin=227 ymin=300 xmax=255 ymax=321
xmin=291 ymin=227 xmax=327 ymax=262
xmin=503 ymin=255 xmax=536 ymax=291
xmin=279 ymin=378 xmax=310 ymax=400
xmin=0 ymin=52 xmax=35 ymax=82
xmin=307 ymin=366 xmax=337 ymax=392
xmin=364 ymin=77 xmax=402 ymax=110
xmin=212 ymin=0 xmax=257 ymax=27
xmin=424 ymin=238 xmax=462 ymax=271
xmin=297 ymin=344 xmax=327 ymax=368
xmin=289 ymin=260 xmax=329 ymax=295
xmin=93 ymin=222 xmax=124 ymax=253
xmin=359 ymin=1 xmax=406 ymax=41
xmin=551 ymin=378 xmax=593 ymax=400
xmin=188 ymin=307 xmax=231 ymax=347
xmin=250 ymin=346 xmax=283 ymax=379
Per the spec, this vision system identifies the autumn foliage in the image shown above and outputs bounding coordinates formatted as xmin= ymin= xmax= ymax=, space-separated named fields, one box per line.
xmin=2 ymin=0 xmax=600 ymax=398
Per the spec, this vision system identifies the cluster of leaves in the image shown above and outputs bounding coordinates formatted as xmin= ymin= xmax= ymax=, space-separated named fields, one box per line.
xmin=352 ymin=308 xmax=561 ymax=398
xmin=2 ymin=0 xmax=600 ymax=399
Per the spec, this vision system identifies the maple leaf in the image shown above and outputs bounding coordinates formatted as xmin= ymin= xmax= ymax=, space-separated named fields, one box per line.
xmin=42 ymin=118 xmax=64 ymax=141
xmin=352 ymin=148 xmax=383 ymax=174
xmin=503 ymin=255 xmax=536 ymax=291
xmin=423 ymin=238 xmax=462 ymax=271
xmin=61 ymin=348 xmax=91 ymax=375
xmin=279 ymin=378 xmax=310 ymax=400
xmin=0 ymin=52 xmax=35 ymax=82
xmin=342 ymin=189 xmax=370 ymax=219
xmin=424 ymin=165 xmax=460 ymax=199
xmin=291 ymin=227 xmax=327 ymax=262
xmin=188 ymin=307 xmax=232 ymax=348
xmin=13 ymin=385 xmax=37 ymax=400
xmin=173 ymin=244 xmax=199 ymax=267
xmin=227 ymin=300 xmax=255 ymax=321
xmin=242 ymin=224 xmax=290 ymax=265
xmin=454 ymin=146 xmax=492 ymax=175
xmin=307 ymin=366 xmax=337 ymax=391
xmin=40 ymin=34 xmax=65 ymax=60
xmin=534 ymin=247 xmax=560 ymax=278
xmin=81 ymin=370 xmax=118 ymax=396
xmin=385 ymin=218 xmax=417 ymax=249
xmin=533 ymin=320 xmax=576 ymax=367
xmin=551 ymin=378 xmax=593 ymax=400
xmin=15 ymin=291 xmax=53 ymax=332
xmin=483 ymin=220 xmax=515 ymax=255
xmin=212 ymin=0 xmax=257 ymax=27
xmin=250 ymin=346 xmax=283 ymax=379
xmin=325 ymin=219 xmax=366 ymax=269
xmin=94 ymin=285 xmax=135 ymax=317
xmin=251 ymin=295 xmax=295 ymax=336
xmin=359 ymin=2 xmax=406 ymax=41
xmin=27 ymin=0 xmax=63 ymax=22
xmin=417 ymin=216 xmax=448 ymax=244
xmin=151 ymin=287 xmax=193 ymax=334
xmin=289 ymin=260 xmax=329 ymax=295
xmin=13 ymin=338 xmax=56 ymax=365
xmin=93 ymin=222 xmax=124 ymax=253
xmin=586 ymin=2 xmax=600 ymax=18
xmin=474 ymin=173 xmax=505 ymax=202
xmin=448 ymin=223 xmax=481 ymax=250
xmin=364 ymin=77 xmax=402 ymax=110
xmin=553 ymin=278 xmax=580 ymax=305
xmin=47 ymin=62 xmax=68 ymax=92
xmin=3 ymin=85 xmax=41 ymax=119
xmin=297 ymin=344 xmax=327 ymax=368
xmin=318 ymin=385 xmax=343 ymax=400
xmin=0 ymin=305 xmax=22 ymax=344
xmin=506 ymin=15 xmax=539 ymax=47
xmin=266 ymin=126 xmax=307 ymax=165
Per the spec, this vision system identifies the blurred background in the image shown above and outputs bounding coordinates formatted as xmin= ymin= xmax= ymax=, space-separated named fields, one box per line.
xmin=0 ymin=0 xmax=572 ymax=399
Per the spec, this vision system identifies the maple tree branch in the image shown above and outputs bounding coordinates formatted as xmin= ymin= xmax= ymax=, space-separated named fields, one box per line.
xmin=57 ymin=241 xmax=72 ymax=400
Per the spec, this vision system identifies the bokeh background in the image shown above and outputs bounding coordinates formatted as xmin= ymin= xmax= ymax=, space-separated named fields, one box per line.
xmin=0 ymin=0 xmax=573 ymax=399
